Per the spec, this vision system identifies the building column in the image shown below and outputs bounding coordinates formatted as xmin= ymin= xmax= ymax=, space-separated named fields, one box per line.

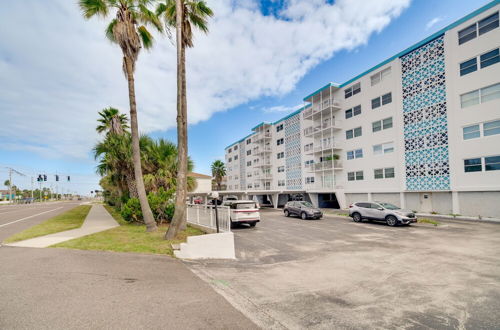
xmin=272 ymin=193 xmax=279 ymax=209
xmin=336 ymin=191 xmax=347 ymax=209
xmin=400 ymin=192 xmax=406 ymax=209
xmin=452 ymin=191 xmax=460 ymax=215
xmin=367 ymin=192 xmax=373 ymax=202
xmin=309 ymin=193 xmax=319 ymax=208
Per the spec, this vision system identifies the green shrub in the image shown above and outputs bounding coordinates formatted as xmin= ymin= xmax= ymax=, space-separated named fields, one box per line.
xmin=147 ymin=188 xmax=175 ymax=224
xmin=120 ymin=198 xmax=142 ymax=223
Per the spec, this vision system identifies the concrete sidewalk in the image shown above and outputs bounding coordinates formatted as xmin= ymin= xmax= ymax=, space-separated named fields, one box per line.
xmin=5 ymin=204 xmax=119 ymax=248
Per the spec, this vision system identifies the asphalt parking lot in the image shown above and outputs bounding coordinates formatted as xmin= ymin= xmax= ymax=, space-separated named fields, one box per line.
xmin=187 ymin=209 xmax=500 ymax=329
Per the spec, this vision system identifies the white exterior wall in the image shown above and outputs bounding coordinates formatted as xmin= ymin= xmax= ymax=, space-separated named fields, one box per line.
xmin=223 ymin=2 xmax=500 ymax=216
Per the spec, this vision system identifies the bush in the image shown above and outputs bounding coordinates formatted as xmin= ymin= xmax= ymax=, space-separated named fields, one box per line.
xmin=120 ymin=198 xmax=142 ymax=223
xmin=120 ymin=188 xmax=175 ymax=225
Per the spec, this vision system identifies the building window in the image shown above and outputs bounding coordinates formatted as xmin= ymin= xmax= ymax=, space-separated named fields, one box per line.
xmin=234 ymin=145 xmax=238 ymax=151
xmin=228 ymin=157 xmax=232 ymax=162
xmin=246 ymin=161 xmax=251 ymax=167
xmin=345 ymin=82 xmax=361 ymax=99
xmin=277 ymin=138 xmax=284 ymax=146
xmin=371 ymin=92 xmax=391 ymax=109
xmin=234 ymin=155 xmax=238 ymax=160
xmin=478 ymin=12 xmax=499 ymax=35
xmin=345 ymin=105 xmax=361 ymax=119
xmin=464 ymin=158 xmax=482 ymax=172
xmin=246 ymin=138 xmax=251 ymax=145
xmin=485 ymin=156 xmax=500 ymax=171
xmin=480 ymin=48 xmax=500 ymax=69
xmin=276 ymin=124 xmax=283 ymax=132
xmin=484 ymin=120 xmax=500 ymax=136
xmin=278 ymin=180 xmax=285 ymax=187
xmin=374 ymin=167 xmax=395 ymax=179
xmin=370 ymin=67 xmax=391 ymax=86
xmin=347 ymin=171 xmax=363 ymax=181
xmin=458 ymin=12 xmax=499 ymax=45
xmin=305 ymin=177 xmax=315 ymax=184
xmin=346 ymin=127 xmax=362 ymax=140
xmin=277 ymin=166 xmax=285 ymax=173
xmin=347 ymin=149 xmax=363 ymax=160
xmin=463 ymin=124 xmax=481 ymax=140
xmin=247 ymin=150 xmax=251 ymax=155
xmin=373 ymin=142 xmax=394 ymax=155
xmin=247 ymin=184 xmax=253 ymax=189
xmin=277 ymin=152 xmax=284 ymax=159
xmin=461 ymin=83 xmax=500 ymax=108
xmin=372 ymin=117 xmax=393 ymax=132
xmin=460 ymin=58 xmax=477 ymax=76
xmin=228 ymin=148 xmax=232 ymax=153
xmin=382 ymin=92 xmax=392 ymax=105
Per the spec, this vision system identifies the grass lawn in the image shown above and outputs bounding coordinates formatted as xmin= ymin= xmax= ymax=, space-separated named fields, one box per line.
xmin=418 ymin=218 xmax=441 ymax=226
xmin=3 ymin=205 xmax=91 ymax=243
xmin=52 ymin=205 xmax=204 ymax=256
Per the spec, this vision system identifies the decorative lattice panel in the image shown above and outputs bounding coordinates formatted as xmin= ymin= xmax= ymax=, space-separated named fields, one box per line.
xmin=400 ymin=36 xmax=450 ymax=190
xmin=239 ymin=143 xmax=246 ymax=190
xmin=285 ymin=114 xmax=302 ymax=190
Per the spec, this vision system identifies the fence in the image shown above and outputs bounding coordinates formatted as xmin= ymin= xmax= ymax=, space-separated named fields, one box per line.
xmin=186 ymin=204 xmax=231 ymax=232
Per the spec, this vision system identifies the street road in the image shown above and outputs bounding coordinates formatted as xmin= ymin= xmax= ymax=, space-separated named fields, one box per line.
xmin=0 ymin=201 xmax=83 ymax=241
xmin=188 ymin=209 xmax=500 ymax=330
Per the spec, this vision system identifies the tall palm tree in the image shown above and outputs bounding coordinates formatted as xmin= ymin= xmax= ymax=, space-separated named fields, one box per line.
xmin=79 ymin=0 xmax=163 ymax=232
xmin=96 ymin=107 xmax=129 ymax=135
xmin=157 ymin=0 xmax=213 ymax=239
xmin=211 ymin=160 xmax=226 ymax=191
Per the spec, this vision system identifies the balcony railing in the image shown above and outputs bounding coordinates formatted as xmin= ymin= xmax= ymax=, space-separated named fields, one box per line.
xmin=313 ymin=160 xmax=343 ymax=171
xmin=304 ymin=120 xmax=343 ymax=137
xmin=254 ymin=146 xmax=272 ymax=154
xmin=312 ymin=142 xmax=343 ymax=153
xmin=255 ymin=173 xmax=273 ymax=180
xmin=303 ymin=98 xmax=342 ymax=119
xmin=254 ymin=133 xmax=272 ymax=142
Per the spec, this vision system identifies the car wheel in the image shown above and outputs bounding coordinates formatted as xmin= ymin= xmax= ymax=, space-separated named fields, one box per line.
xmin=352 ymin=213 xmax=362 ymax=222
xmin=284 ymin=210 xmax=290 ymax=217
xmin=386 ymin=215 xmax=398 ymax=227
xmin=249 ymin=222 xmax=256 ymax=227
xmin=301 ymin=212 xmax=308 ymax=220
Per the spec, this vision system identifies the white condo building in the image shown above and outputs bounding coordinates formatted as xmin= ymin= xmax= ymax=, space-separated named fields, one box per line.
xmin=223 ymin=1 xmax=500 ymax=217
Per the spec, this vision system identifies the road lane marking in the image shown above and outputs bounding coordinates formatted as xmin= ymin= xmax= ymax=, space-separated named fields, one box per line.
xmin=0 ymin=207 xmax=64 ymax=228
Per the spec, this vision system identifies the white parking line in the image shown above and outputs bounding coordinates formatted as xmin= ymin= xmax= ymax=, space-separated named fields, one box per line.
xmin=0 ymin=207 xmax=63 ymax=228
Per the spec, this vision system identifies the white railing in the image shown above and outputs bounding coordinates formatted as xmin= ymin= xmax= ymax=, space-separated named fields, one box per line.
xmin=186 ymin=204 xmax=231 ymax=232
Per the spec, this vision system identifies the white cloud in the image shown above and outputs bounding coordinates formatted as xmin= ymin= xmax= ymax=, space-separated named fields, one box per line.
xmin=263 ymin=103 xmax=303 ymax=113
xmin=426 ymin=16 xmax=443 ymax=30
xmin=0 ymin=0 xmax=411 ymax=160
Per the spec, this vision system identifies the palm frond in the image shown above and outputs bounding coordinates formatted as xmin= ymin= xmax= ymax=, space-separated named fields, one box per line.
xmin=79 ymin=0 xmax=109 ymax=19
xmin=138 ymin=4 xmax=163 ymax=32
xmin=137 ymin=25 xmax=154 ymax=49
xmin=105 ymin=19 xmax=118 ymax=43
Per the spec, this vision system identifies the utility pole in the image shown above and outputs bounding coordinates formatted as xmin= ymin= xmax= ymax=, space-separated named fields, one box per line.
xmin=31 ymin=177 xmax=34 ymax=199
xmin=4 ymin=167 xmax=25 ymax=204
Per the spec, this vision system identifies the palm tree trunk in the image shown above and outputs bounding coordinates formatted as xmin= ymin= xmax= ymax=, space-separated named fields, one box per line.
xmin=125 ymin=57 xmax=157 ymax=232
xmin=166 ymin=0 xmax=187 ymax=240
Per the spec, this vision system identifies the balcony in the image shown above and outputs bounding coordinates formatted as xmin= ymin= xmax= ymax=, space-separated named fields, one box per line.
xmin=303 ymin=120 xmax=343 ymax=137
xmin=254 ymin=132 xmax=272 ymax=142
xmin=255 ymin=161 xmax=272 ymax=167
xmin=303 ymin=98 xmax=342 ymax=120
xmin=304 ymin=142 xmax=343 ymax=155
xmin=312 ymin=160 xmax=343 ymax=172
xmin=254 ymin=146 xmax=272 ymax=155
xmin=255 ymin=173 xmax=273 ymax=180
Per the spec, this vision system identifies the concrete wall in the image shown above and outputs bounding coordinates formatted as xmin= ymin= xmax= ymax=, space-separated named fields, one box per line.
xmin=345 ymin=193 xmax=369 ymax=206
xmin=458 ymin=191 xmax=500 ymax=218
xmin=192 ymin=178 xmax=212 ymax=194
xmin=432 ymin=192 xmax=453 ymax=215
xmin=372 ymin=193 xmax=400 ymax=206
xmin=404 ymin=193 xmax=420 ymax=212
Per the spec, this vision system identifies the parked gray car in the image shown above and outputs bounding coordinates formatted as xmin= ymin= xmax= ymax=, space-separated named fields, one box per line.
xmin=349 ymin=201 xmax=417 ymax=226
xmin=284 ymin=201 xmax=323 ymax=220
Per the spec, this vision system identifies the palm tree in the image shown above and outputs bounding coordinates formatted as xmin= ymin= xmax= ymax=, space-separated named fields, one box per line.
xmin=157 ymin=0 xmax=213 ymax=239
xmin=79 ymin=0 xmax=163 ymax=232
xmin=211 ymin=160 xmax=226 ymax=191
xmin=96 ymin=107 xmax=129 ymax=135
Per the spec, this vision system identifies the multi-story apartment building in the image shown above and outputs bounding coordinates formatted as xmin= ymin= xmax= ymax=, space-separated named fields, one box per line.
xmin=224 ymin=1 xmax=500 ymax=217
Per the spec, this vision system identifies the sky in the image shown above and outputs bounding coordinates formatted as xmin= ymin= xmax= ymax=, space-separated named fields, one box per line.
xmin=0 ymin=0 xmax=492 ymax=195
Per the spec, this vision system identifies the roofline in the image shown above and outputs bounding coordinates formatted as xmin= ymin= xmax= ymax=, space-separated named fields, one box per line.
xmin=273 ymin=104 xmax=311 ymax=125
xmin=224 ymin=132 xmax=255 ymax=150
xmin=305 ymin=0 xmax=500 ymax=95
xmin=251 ymin=121 xmax=272 ymax=131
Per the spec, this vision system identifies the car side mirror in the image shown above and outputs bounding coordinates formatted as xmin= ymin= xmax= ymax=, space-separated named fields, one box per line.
xmin=377 ymin=207 xmax=384 ymax=211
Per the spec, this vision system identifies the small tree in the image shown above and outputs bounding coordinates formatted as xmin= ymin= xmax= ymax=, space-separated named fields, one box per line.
xmin=211 ymin=160 xmax=226 ymax=191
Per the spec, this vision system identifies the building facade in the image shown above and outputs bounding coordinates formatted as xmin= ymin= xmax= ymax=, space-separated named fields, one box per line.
xmin=224 ymin=1 xmax=500 ymax=217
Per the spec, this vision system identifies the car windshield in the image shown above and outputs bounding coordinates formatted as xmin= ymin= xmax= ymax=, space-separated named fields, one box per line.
xmin=378 ymin=202 xmax=400 ymax=210
xmin=298 ymin=201 xmax=313 ymax=208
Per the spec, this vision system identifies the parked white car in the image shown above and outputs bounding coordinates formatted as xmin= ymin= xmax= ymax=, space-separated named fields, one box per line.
xmin=223 ymin=200 xmax=260 ymax=227
xmin=349 ymin=201 xmax=417 ymax=226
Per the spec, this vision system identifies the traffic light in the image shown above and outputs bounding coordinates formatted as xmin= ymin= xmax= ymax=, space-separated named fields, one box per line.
xmin=67 ymin=176 xmax=70 ymax=182
xmin=37 ymin=175 xmax=42 ymax=182
xmin=55 ymin=175 xmax=59 ymax=181
xmin=43 ymin=175 xmax=47 ymax=181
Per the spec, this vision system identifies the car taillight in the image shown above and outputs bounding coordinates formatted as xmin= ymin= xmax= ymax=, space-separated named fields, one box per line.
xmin=349 ymin=204 xmax=353 ymax=208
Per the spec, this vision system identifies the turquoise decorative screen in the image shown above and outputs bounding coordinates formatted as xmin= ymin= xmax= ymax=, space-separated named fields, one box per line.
xmin=400 ymin=35 xmax=450 ymax=190
xmin=284 ymin=114 xmax=302 ymax=190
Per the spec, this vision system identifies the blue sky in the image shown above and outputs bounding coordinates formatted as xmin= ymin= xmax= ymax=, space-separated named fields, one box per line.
xmin=0 ymin=0 xmax=491 ymax=194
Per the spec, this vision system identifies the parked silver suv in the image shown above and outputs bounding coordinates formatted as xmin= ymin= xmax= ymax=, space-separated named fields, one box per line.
xmin=349 ymin=201 xmax=417 ymax=226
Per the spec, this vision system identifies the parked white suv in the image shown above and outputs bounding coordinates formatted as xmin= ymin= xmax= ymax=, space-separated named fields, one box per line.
xmin=349 ymin=201 xmax=417 ymax=226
